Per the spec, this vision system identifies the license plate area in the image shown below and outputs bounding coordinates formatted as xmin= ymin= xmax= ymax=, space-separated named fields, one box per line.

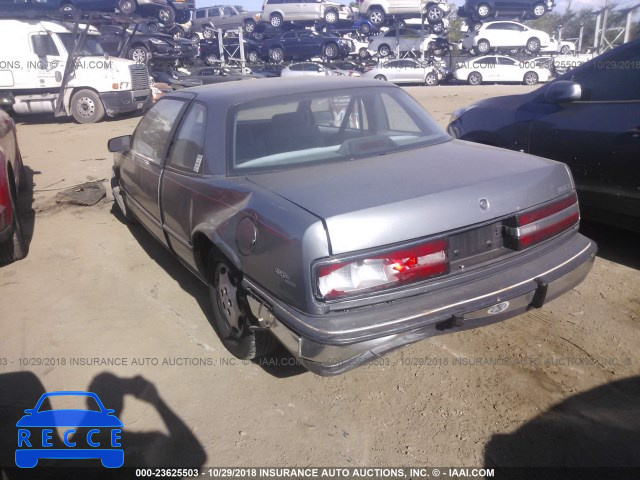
xmin=449 ymin=221 xmax=507 ymax=271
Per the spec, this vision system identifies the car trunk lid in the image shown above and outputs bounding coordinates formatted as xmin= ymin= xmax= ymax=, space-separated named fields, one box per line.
xmin=246 ymin=140 xmax=574 ymax=255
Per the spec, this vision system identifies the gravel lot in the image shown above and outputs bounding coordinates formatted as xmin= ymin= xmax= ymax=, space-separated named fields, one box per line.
xmin=1 ymin=84 xmax=639 ymax=473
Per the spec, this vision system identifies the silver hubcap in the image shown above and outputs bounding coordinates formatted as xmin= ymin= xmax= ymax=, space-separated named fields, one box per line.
xmin=478 ymin=5 xmax=489 ymax=16
xmin=216 ymin=265 xmax=242 ymax=338
xmin=77 ymin=97 xmax=95 ymax=119
xmin=359 ymin=48 xmax=368 ymax=57
xmin=428 ymin=8 xmax=441 ymax=20
xmin=479 ymin=43 xmax=488 ymax=52
xmin=271 ymin=16 xmax=281 ymax=26
xmin=272 ymin=49 xmax=282 ymax=61
xmin=245 ymin=22 xmax=255 ymax=32
xmin=159 ymin=9 xmax=170 ymax=21
xmin=529 ymin=40 xmax=539 ymax=49
xmin=379 ymin=45 xmax=390 ymax=55
xmin=525 ymin=74 xmax=536 ymax=84
xmin=326 ymin=12 xmax=336 ymax=22
xmin=248 ymin=52 xmax=257 ymax=62
xmin=121 ymin=1 xmax=133 ymax=13
xmin=326 ymin=45 xmax=336 ymax=56
xmin=470 ymin=73 xmax=480 ymax=84
xmin=207 ymin=55 xmax=217 ymax=64
xmin=426 ymin=74 xmax=436 ymax=85
xmin=370 ymin=11 xmax=383 ymax=23
xmin=132 ymin=48 xmax=147 ymax=62
xmin=534 ymin=5 xmax=545 ymax=15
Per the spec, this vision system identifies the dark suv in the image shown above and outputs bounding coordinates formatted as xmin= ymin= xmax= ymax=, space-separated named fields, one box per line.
xmin=458 ymin=0 xmax=555 ymax=21
xmin=448 ymin=39 xmax=640 ymax=232
xmin=260 ymin=30 xmax=352 ymax=62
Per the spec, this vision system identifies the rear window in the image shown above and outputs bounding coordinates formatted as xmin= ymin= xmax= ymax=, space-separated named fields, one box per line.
xmin=229 ymin=87 xmax=449 ymax=174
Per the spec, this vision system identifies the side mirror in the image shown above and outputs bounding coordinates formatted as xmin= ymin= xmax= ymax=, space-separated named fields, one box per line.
xmin=108 ymin=135 xmax=131 ymax=153
xmin=545 ymin=80 xmax=582 ymax=103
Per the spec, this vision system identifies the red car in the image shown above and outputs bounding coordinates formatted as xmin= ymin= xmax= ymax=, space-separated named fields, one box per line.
xmin=0 ymin=109 xmax=26 ymax=264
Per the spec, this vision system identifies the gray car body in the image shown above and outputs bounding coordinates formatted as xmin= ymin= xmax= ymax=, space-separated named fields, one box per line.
xmin=111 ymin=77 xmax=596 ymax=375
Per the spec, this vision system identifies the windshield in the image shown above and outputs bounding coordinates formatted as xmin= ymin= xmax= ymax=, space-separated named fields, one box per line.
xmin=58 ymin=33 xmax=105 ymax=56
xmin=231 ymin=87 xmax=449 ymax=174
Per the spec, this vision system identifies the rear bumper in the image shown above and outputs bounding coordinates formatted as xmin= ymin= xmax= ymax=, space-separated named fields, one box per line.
xmin=99 ymin=89 xmax=152 ymax=117
xmin=244 ymin=233 xmax=596 ymax=375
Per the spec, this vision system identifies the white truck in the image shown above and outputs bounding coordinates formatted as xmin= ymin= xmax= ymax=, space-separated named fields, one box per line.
xmin=0 ymin=19 xmax=152 ymax=123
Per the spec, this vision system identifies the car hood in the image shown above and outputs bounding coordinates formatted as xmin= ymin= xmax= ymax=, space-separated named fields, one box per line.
xmin=246 ymin=140 xmax=574 ymax=254
xmin=16 ymin=410 xmax=123 ymax=427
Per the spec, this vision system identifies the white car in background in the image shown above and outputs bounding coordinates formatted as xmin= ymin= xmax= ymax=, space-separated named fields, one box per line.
xmin=368 ymin=28 xmax=436 ymax=57
xmin=461 ymin=21 xmax=551 ymax=54
xmin=280 ymin=62 xmax=337 ymax=77
xmin=542 ymin=39 xmax=576 ymax=54
xmin=453 ymin=55 xmax=551 ymax=85
xmin=363 ymin=58 xmax=439 ymax=85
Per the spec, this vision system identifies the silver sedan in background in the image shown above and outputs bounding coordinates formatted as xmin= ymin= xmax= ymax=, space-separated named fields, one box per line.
xmin=363 ymin=58 xmax=439 ymax=85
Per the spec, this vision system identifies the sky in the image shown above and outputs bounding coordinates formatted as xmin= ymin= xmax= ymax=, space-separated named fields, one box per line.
xmin=195 ymin=0 xmax=640 ymax=14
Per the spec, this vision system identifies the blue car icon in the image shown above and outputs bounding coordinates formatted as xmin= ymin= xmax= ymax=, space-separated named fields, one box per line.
xmin=15 ymin=391 xmax=124 ymax=468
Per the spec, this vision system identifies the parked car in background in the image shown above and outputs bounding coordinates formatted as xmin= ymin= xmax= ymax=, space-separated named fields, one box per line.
xmin=62 ymin=0 xmax=176 ymax=23
xmin=281 ymin=62 xmax=336 ymax=77
xmin=368 ymin=28 xmax=436 ymax=57
xmin=331 ymin=60 xmax=365 ymax=73
xmin=186 ymin=65 xmax=261 ymax=83
xmin=166 ymin=0 xmax=194 ymax=23
xmin=364 ymin=58 xmax=439 ymax=85
xmin=261 ymin=0 xmax=352 ymax=27
xmin=0 ymin=109 xmax=26 ymax=264
xmin=324 ymin=63 xmax=362 ymax=76
xmin=249 ymin=63 xmax=287 ymax=77
xmin=359 ymin=0 xmax=448 ymax=26
xmin=98 ymin=26 xmax=182 ymax=63
xmin=453 ymin=55 xmax=550 ymax=85
xmin=461 ymin=21 xmax=551 ymax=54
xmin=149 ymin=67 xmax=203 ymax=88
xmin=542 ymin=38 xmax=575 ymax=54
xmin=260 ymin=30 xmax=352 ymax=62
xmin=458 ymin=0 xmax=554 ymax=21
xmin=109 ymin=77 xmax=596 ymax=375
xmin=448 ymin=39 xmax=640 ymax=232
xmin=352 ymin=17 xmax=378 ymax=35
xmin=193 ymin=4 xmax=260 ymax=34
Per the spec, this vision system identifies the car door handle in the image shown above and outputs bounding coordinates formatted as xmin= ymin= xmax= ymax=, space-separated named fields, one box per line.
xmin=626 ymin=127 xmax=640 ymax=138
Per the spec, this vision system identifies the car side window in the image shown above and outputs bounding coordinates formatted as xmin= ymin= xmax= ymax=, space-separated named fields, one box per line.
xmin=31 ymin=34 xmax=59 ymax=56
xmin=195 ymin=10 xmax=205 ymax=19
xmin=571 ymin=48 xmax=640 ymax=101
xmin=498 ymin=57 xmax=516 ymax=66
xmin=132 ymin=99 xmax=185 ymax=164
xmin=167 ymin=103 xmax=207 ymax=174
xmin=209 ymin=8 xmax=219 ymax=16
xmin=282 ymin=32 xmax=296 ymax=39
xmin=223 ymin=6 xmax=235 ymax=15
xmin=381 ymin=93 xmax=420 ymax=133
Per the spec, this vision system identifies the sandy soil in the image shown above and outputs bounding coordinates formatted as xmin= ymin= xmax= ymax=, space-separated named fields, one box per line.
xmin=1 ymin=85 xmax=639 ymax=473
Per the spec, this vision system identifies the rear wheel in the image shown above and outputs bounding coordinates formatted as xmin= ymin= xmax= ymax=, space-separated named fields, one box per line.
xmin=526 ymin=37 xmax=541 ymax=53
xmin=468 ymin=71 xmax=482 ymax=85
xmin=374 ymin=74 xmax=387 ymax=81
xmin=476 ymin=39 xmax=490 ymax=53
xmin=378 ymin=43 xmax=391 ymax=57
xmin=523 ymin=71 xmax=538 ymax=85
xmin=118 ymin=0 xmax=136 ymax=15
xmin=424 ymin=71 xmax=438 ymax=86
xmin=206 ymin=53 xmax=219 ymax=65
xmin=0 ymin=182 xmax=26 ymax=264
xmin=324 ymin=9 xmax=338 ymax=24
xmin=476 ymin=3 xmax=491 ymax=18
xmin=208 ymin=255 xmax=277 ymax=360
xmin=157 ymin=6 xmax=175 ymax=24
xmin=70 ymin=89 xmax=105 ymax=124
xmin=324 ymin=42 xmax=338 ymax=59
xmin=244 ymin=19 xmax=256 ymax=33
xmin=129 ymin=45 xmax=150 ymax=63
xmin=368 ymin=7 xmax=385 ymax=26
xmin=269 ymin=47 xmax=284 ymax=62
xmin=203 ymin=27 xmax=214 ymax=39
xmin=431 ymin=20 xmax=444 ymax=34
xmin=270 ymin=12 xmax=283 ymax=28
xmin=59 ymin=3 xmax=76 ymax=17
xmin=111 ymin=169 xmax=137 ymax=224
xmin=358 ymin=47 xmax=370 ymax=59
xmin=532 ymin=2 xmax=546 ymax=18
xmin=359 ymin=22 xmax=371 ymax=34
xmin=426 ymin=5 xmax=443 ymax=23
xmin=247 ymin=50 xmax=259 ymax=63
xmin=560 ymin=45 xmax=571 ymax=54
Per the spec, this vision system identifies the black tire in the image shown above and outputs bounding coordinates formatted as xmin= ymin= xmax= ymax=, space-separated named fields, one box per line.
xmin=431 ymin=20 xmax=444 ymax=34
xmin=359 ymin=22 xmax=371 ymax=34
xmin=252 ymin=31 xmax=264 ymax=41
xmin=270 ymin=12 xmax=283 ymax=28
xmin=70 ymin=89 xmax=105 ymax=124
xmin=425 ymin=71 xmax=438 ymax=86
xmin=147 ymin=21 xmax=159 ymax=33
xmin=468 ymin=71 xmax=482 ymax=85
xmin=523 ymin=71 xmax=538 ymax=85
xmin=378 ymin=43 xmax=391 ymax=57
xmin=476 ymin=2 xmax=491 ymax=18
xmin=189 ymin=33 xmax=200 ymax=42
xmin=358 ymin=47 xmax=370 ymax=59
xmin=111 ymin=170 xmax=137 ymax=224
xmin=244 ymin=19 xmax=256 ymax=33
xmin=175 ymin=9 xmax=190 ymax=23
xmin=59 ymin=3 xmax=76 ymax=17
xmin=247 ymin=50 xmax=259 ymax=63
xmin=532 ymin=2 xmax=546 ymax=18
xmin=203 ymin=27 xmax=214 ymax=39
xmin=526 ymin=37 xmax=541 ymax=53
xmin=426 ymin=4 xmax=443 ymax=23
xmin=157 ymin=6 xmax=175 ymax=24
xmin=118 ymin=0 xmax=136 ymax=15
xmin=374 ymin=74 xmax=387 ymax=81
xmin=476 ymin=39 xmax=490 ymax=54
xmin=368 ymin=7 xmax=385 ymax=26
xmin=560 ymin=45 xmax=571 ymax=54
xmin=324 ymin=9 xmax=338 ymax=24
xmin=206 ymin=53 xmax=219 ymax=65
xmin=172 ymin=27 xmax=185 ymax=39
xmin=323 ymin=42 xmax=338 ymax=59
xmin=0 ymin=182 xmax=26 ymax=264
xmin=129 ymin=45 xmax=150 ymax=63
xmin=208 ymin=255 xmax=277 ymax=360
xmin=269 ymin=47 xmax=284 ymax=62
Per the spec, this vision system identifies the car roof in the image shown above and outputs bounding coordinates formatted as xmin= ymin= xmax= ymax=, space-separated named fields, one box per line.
xmin=168 ymin=77 xmax=394 ymax=107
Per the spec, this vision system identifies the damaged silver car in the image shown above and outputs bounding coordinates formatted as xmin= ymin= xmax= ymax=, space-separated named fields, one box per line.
xmin=109 ymin=77 xmax=596 ymax=375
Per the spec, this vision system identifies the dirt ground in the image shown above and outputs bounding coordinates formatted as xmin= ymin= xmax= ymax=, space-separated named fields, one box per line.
xmin=1 ymin=84 xmax=639 ymax=473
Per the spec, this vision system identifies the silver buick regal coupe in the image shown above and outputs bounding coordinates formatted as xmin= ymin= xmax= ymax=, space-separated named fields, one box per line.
xmin=109 ymin=77 xmax=596 ymax=375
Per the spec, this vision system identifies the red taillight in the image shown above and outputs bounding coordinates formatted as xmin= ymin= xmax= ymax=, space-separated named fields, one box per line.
xmin=316 ymin=238 xmax=449 ymax=300
xmin=0 ymin=166 xmax=12 ymax=226
xmin=505 ymin=193 xmax=579 ymax=250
